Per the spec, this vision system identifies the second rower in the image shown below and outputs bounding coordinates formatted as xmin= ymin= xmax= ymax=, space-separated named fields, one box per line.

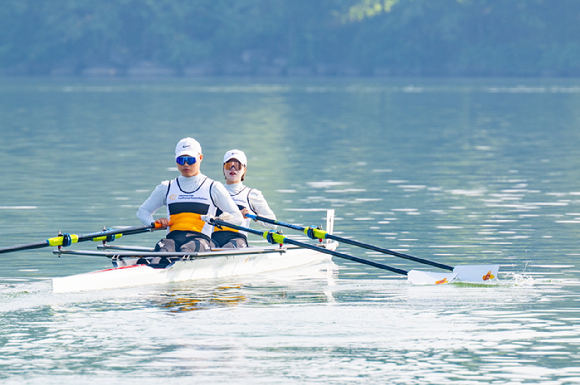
xmin=211 ymin=149 xmax=277 ymax=248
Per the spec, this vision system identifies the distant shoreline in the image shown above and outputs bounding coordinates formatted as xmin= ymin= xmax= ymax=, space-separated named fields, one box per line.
xmin=0 ymin=62 xmax=572 ymax=80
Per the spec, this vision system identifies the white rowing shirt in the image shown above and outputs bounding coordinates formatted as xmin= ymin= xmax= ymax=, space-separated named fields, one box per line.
xmin=214 ymin=186 xmax=252 ymax=235
xmin=165 ymin=176 xmax=218 ymax=238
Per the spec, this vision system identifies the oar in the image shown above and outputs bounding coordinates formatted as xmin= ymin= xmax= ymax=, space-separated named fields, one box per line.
xmin=247 ymin=214 xmax=451 ymax=270
xmin=246 ymin=214 xmax=499 ymax=283
xmin=0 ymin=223 xmax=161 ymax=255
xmin=211 ymin=218 xmax=458 ymax=285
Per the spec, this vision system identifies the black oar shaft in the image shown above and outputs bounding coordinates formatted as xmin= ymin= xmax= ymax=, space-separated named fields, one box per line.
xmin=0 ymin=224 xmax=156 ymax=255
xmin=0 ymin=241 xmax=50 ymax=254
xmin=77 ymin=224 xmax=155 ymax=241
xmin=246 ymin=214 xmax=454 ymax=271
xmin=284 ymin=237 xmax=408 ymax=275
xmin=325 ymin=234 xmax=453 ymax=271
xmin=212 ymin=219 xmax=408 ymax=276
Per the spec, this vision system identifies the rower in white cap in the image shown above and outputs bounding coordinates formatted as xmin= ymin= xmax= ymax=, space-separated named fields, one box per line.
xmin=137 ymin=138 xmax=243 ymax=261
xmin=211 ymin=149 xmax=277 ymax=248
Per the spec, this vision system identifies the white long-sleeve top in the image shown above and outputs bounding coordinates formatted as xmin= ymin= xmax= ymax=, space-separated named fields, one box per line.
xmin=137 ymin=174 xmax=244 ymax=227
xmin=224 ymin=182 xmax=277 ymax=230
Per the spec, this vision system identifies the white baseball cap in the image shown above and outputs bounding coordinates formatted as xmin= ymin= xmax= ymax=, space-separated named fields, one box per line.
xmin=175 ymin=137 xmax=202 ymax=159
xmin=223 ymin=149 xmax=247 ymax=166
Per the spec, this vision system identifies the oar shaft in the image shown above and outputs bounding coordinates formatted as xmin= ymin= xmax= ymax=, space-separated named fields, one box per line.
xmin=77 ymin=224 xmax=156 ymax=242
xmin=0 ymin=223 xmax=157 ymax=255
xmin=325 ymin=234 xmax=453 ymax=271
xmin=283 ymin=236 xmax=408 ymax=275
xmin=246 ymin=214 xmax=453 ymax=271
xmin=212 ymin=219 xmax=408 ymax=276
xmin=0 ymin=241 xmax=51 ymax=254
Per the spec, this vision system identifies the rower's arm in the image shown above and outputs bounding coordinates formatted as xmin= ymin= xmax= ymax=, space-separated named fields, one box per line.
xmin=211 ymin=182 xmax=244 ymax=225
xmin=136 ymin=181 xmax=169 ymax=226
xmin=248 ymin=189 xmax=277 ymax=230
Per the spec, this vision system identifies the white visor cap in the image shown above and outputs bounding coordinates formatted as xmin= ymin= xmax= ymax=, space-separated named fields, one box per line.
xmin=223 ymin=149 xmax=247 ymax=167
xmin=175 ymin=137 xmax=202 ymax=159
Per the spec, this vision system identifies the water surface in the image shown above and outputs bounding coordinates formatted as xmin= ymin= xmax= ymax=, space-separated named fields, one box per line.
xmin=1 ymin=78 xmax=580 ymax=383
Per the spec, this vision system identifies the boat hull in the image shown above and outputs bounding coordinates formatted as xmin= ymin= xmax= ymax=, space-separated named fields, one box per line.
xmin=52 ymin=242 xmax=337 ymax=293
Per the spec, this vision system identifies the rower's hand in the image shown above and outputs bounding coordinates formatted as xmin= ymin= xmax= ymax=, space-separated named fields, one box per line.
xmin=218 ymin=212 xmax=234 ymax=222
xmin=154 ymin=218 xmax=171 ymax=230
xmin=241 ymin=208 xmax=251 ymax=218
xmin=201 ymin=213 xmax=234 ymax=223
xmin=201 ymin=215 xmax=213 ymax=223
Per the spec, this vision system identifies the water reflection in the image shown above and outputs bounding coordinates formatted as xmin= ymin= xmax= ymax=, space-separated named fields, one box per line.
xmin=154 ymin=285 xmax=249 ymax=312
xmin=146 ymin=260 xmax=339 ymax=313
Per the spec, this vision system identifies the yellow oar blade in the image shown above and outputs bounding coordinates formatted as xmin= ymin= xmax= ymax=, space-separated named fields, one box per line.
xmin=453 ymin=264 xmax=500 ymax=283
xmin=407 ymin=270 xmax=458 ymax=285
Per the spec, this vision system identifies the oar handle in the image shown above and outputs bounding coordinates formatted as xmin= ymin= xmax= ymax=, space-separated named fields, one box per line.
xmin=247 ymin=214 xmax=454 ymax=272
xmin=211 ymin=219 xmax=408 ymax=276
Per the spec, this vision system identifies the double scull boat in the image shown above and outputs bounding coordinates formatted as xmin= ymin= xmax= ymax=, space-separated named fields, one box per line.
xmin=52 ymin=243 xmax=337 ymax=293
xmin=51 ymin=211 xmax=339 ymax=293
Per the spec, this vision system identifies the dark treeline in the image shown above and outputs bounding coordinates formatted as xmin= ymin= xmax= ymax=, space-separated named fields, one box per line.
xmin=2 ymin=0 xmax=580 ymax=77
